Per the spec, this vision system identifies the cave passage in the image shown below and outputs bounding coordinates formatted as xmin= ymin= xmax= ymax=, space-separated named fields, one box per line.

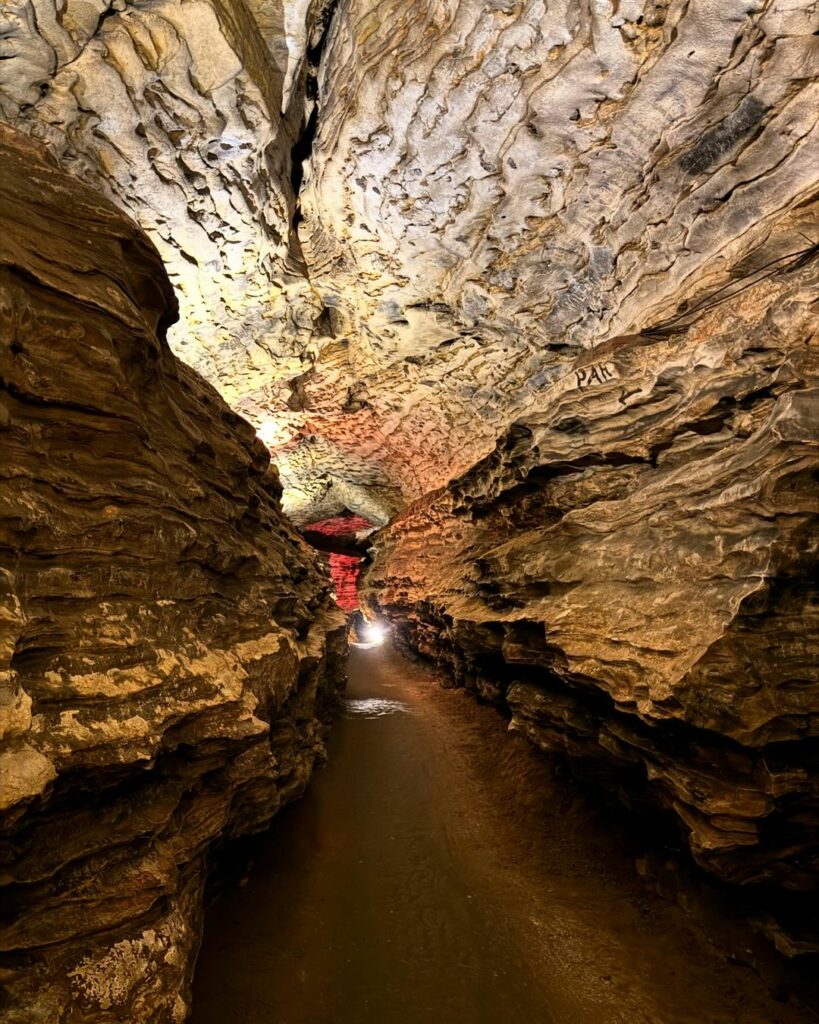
xmin=190 ymin=642 xmax=802 ymax=1024
xmin=1 ymin=2 xmax=817 ymax=1019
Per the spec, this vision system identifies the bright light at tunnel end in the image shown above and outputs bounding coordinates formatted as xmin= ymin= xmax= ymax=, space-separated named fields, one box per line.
xmin=358 ymin=621 xmax=387 ymax=647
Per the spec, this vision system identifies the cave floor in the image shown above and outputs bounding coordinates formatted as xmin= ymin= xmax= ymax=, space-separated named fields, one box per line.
xmin=191 ymin=642 xmax=805 ymax=1024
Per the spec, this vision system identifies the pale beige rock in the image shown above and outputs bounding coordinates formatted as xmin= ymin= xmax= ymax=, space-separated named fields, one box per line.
xmin=5 ymin=1 xmax=816 ymax=524
xmin=294 ymin=0 xmax=819 ymax=520
xmin=0 ymin=0 xmax=321 ymax=428
xmin=0 ymin=744 xmax=56 ymax=813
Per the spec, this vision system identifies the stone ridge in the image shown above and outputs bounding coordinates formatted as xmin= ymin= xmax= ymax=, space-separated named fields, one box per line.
xmin=0 ymin=124 xmax=345 ymax=1023
xmin=362 ymin=246 xmax=819 ymax=926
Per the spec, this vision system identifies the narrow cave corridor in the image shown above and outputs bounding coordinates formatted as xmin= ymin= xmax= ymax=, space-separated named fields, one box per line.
xmin=191 ymin=641 xmax=809 ymax=1024
xmin=1 ymin=2 xmax=818 ymax=1023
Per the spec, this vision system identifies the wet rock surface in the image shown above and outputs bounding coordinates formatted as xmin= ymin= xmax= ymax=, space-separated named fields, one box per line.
xmin=0 ymin=124 xmax=345 ymax=1023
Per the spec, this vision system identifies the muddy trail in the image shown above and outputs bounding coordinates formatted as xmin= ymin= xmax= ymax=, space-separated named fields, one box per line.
xmin=191 ymin=642 xmax=809 ymax=1024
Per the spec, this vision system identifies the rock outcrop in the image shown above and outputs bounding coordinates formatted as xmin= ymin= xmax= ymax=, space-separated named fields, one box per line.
xmin=0 ymin=0 xmax=331 ymax=517
xmin=6 ymin=2 xmax=816 ymax=529
xmin=362 ymin=236 xmax=818 ymax=930
xmin=0 ymin=124 xmax=345 ymax=1023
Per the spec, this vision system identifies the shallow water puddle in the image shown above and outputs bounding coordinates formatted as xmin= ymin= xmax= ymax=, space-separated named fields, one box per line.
xmin=192 ymin=642 xmax=809 ymax=1024
xmin=344 ymin=697 xmax=412 ymax=718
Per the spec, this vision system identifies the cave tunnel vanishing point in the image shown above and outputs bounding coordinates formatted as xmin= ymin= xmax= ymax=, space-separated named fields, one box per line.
xmin=0 ymin=1 xmax=818 ymax=1022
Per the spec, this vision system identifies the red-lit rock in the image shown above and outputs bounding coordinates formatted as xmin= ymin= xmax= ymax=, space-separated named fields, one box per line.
xmin=302 ymin=515 xmax=374 ymax=612
xmin=329 ymin=553 xmax=363 ymax=612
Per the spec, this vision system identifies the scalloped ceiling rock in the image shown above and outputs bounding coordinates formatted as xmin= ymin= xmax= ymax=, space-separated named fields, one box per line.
xmin=2 ymin=0 xmax=815 ymax=527
xmin=1 ymin=0 xmax=818 ymax=1002
xmin=0 ymin=0 xmax=335 ymax=514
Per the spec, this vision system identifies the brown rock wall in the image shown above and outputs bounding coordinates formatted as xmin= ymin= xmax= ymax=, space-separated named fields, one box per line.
xmin=0 ymin=124 xmax=345 ymax=1023
xmin=362 ymin=245 xmax=819 ymax=903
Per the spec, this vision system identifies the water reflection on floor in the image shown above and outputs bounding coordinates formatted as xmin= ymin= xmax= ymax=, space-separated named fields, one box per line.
xmin=191 ymin=644 xmax=550 ymax=1024
xmin=191 ymin=643 xmax=812 ymax=1024
xmin=344 ymin=697 xmax=412 ymax=718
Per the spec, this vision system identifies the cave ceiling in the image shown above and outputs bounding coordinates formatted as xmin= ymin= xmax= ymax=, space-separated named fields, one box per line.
xmin=1 ymin=0 xmax=816 ymax=524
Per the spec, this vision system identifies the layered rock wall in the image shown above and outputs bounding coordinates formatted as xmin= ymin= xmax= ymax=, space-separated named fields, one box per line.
xmin=297 ymin=0 xmax=818 ymax=518
xmin=6 ymin=2 xmax=816 ymax=529
xmin=0 ymin=125 xmax=345 ymax=1022
xmin=363 ymin=243 xmax=819 ymax=915
xmin=326 ymin=0 xmax=819 ymax=926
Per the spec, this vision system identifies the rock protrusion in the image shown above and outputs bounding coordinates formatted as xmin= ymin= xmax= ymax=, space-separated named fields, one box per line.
xmin=363 ymin=242 xmax=819 ymax=907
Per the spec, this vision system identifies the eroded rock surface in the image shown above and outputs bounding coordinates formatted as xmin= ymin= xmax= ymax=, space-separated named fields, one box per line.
xmin=5 ymin=1 xmax=816 ymax=527
xmin=1 ymin=0 xmax=817 ymax=997
xmin=0 ymin=124 xmax=345 ymax=1023
xmin=362 ymin=246 xmax=819 ymax=916
xmin=321 ymin=0 xmax=819 ymax=936
xmin=0 ymin=0 xmax=324 ymax=428
xmin=296 ymin=0 xmax=818 ymax=520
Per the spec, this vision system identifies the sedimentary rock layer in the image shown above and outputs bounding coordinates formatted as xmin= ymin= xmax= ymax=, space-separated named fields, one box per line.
xmin=0 ymin=124 xmax=345 ymax=1023
xmin=297 ymin=0 xmax=819 ymax=518
xmin=5 ymin=2 xmax=816 ymax=527
xmin=362 ymin=243 xmax=819 ymax=911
